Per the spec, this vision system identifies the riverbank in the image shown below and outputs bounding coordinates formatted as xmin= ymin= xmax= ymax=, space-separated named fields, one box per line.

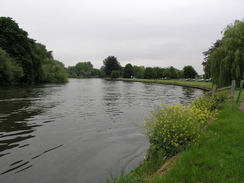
xmin=149 ymin=99 xmax=244 ymax=182
xmin=109 ymin=78 xmax=212 ymax=91
xmin=104 ymin=84 xmax=244 ymax=182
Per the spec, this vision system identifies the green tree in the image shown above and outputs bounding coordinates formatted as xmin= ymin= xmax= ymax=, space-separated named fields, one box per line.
xmin=91 ymin=68 xmax=102 ymax=78
xmin=133 ymin=65 xmax=145 ymax=79
xmin=42 ymin=59 xmax=67 ymax=83
xmin=154 ymin=67 xmax=164 ymax=78
xmin=178 ymin=70 xmax=184 ymax=79
xmin=0 ymin=16 xmax=67 ymax=84
xmin=169 ymin=66 xmax=179 ymax=79
xmin=66 ymin=66 xmax=78 ymax=78
xmin=110 ymin=70 xmax=120 ymax=79
xmin=0 ymin=17 xmax=35 ymax=83
xmin=162 ymin=68 xmax=171 ymax=78
xmin=35 ymin=43 xmax=53 ymax=60
xmin=183 ymin=65 xmax=198 ymax=79
xmin=144 ymin=67 xmax=157 ymax=79
xmin=0 ymin=48 xmax=23 ymax=83
xmin=75 ymin=61 xmax=93 ymax=78
xmin=207 ymin=19 xmax=244 ymax=86
xmin=202 ymin=40 xmax=220 ymax=79
xmin=123 ymin=63 xmax=134 ymax=78
xmin=103 ymin=56 xmax=121 ymax=76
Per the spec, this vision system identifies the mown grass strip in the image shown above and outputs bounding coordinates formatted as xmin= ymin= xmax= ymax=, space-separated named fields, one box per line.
xmin=112 ymin=78 xmax=212 ymax=91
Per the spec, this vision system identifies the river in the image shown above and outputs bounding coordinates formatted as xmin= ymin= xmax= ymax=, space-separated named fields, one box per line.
xmin=0 ymin=78 xmax=204 ymax=183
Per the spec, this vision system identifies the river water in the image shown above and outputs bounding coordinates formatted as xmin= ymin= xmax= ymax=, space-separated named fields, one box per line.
xmin=0 ymin=79 xmax=204 ymax=183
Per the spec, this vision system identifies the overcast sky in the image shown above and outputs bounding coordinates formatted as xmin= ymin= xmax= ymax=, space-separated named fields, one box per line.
xmin=1 ymin=0 xmax=243 ymax=74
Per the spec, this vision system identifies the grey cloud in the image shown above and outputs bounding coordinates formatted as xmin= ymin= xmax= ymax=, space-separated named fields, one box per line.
xmin=1 ymin=0 xmax=244 ymax=74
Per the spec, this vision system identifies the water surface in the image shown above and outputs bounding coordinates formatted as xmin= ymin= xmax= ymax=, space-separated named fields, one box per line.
xmin=0 ymin=79 xmax=204 ymax=182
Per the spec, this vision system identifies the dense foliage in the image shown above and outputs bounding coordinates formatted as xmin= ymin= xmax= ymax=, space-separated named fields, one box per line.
xmin=110 ymin=70 xmax=120 ymax=79
xmin=123 ymin=63 xmax=134 ymax=78
xmin=183 ymin=65 xmax=198 ymax=79
xmin=144 ymin=67 xmax=157 ymax=79
xmin=0 ymin=48 xmax=23 ymax=83
xmin=132 ymin=65 xmax=145 ymax=78
xmin=202 ymin=40 xmax=220 ymax=79
xmin=103 ymin=56 xmax=121 ymax=76
xmin=65 ymin=55 xmax=195 ymax=80
xmin=66 ymin=61 xmax=102 ymax=78
xmin=0 ymin=17 xmax=67 ymax=84
xmin=204 ymin=19 xmax=244 ymax=86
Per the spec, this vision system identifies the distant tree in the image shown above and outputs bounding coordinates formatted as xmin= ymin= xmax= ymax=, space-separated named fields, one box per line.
xmin=183 ymin=65 xmax=198 ymax=79
xmin=103 ymin=56 xmax=121 ymax=76
xmin=75 ymin=61 xmax=93 ymax=78
xmin=66 ymin=66 xmax=78 ymax=78
xmin=123 ymin=63 xmax=134 ymax=78
xmin=207 ymin=19 xmax=244 ymax=86
xmin=153 ymin=67 xmax=164 ymax=78
xmin=91 ymin=68 xmax=102 ymax=78
xmin=110 ymin=70 xmax=120 ymax=79
xmin=144 ymin=67 xmax=157 ymax=79
xmin=162 ymin=68 xmax=171 ymax=78
xmin=178 ymin=70 xmax=184 ymax=78
xmin=100 ymin=66 xmax=106 ymax=78
xmin=169 ymin=66 xmax=179 ymax=79
xmin=133 ymin=65 xmax=145 ymax=78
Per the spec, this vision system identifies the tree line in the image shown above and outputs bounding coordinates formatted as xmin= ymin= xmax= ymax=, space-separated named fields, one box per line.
xmin=203 ymin=19 xmax=244 ymax=87
xmin=0 ymin=17 xmax=67 ymax=84
xmin=66 ymin=55 xmax=198 ymax=80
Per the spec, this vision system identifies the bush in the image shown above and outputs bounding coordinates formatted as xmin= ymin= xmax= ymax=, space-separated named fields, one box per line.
xmin=143 ymin=97 xmax=218 ymax=158
xmin=191 ymin=95 xmax=218 ymax=111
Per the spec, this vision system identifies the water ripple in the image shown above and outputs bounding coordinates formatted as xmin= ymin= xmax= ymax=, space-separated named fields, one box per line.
xmin=0 ymin=79 xmax=204 ymax=183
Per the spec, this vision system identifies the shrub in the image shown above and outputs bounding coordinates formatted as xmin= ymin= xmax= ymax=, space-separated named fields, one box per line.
xmin=191 ymin=95 xmax=218 ymax=111
xmin=143 ymin=97 xmax=217 ymax=158
xmin=214 ymin=92 xmax=229 ymax=104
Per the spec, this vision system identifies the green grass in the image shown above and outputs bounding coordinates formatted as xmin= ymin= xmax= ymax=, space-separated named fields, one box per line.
xmin=113 ymin=78 xmax=213 ymax=90
xmin=151 ymin=102 xmax=244 ymax=183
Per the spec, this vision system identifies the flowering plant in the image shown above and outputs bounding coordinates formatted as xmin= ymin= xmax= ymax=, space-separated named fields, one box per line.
xmin=143 ymin=96 xmax=218 ymax=158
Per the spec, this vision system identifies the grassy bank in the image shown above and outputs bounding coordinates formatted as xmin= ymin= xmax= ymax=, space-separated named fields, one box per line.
xmin=112 ymin=78 xmax=212 ymax=91
xmin=150 ymin=101 xmax=244 ymax=182
xmin=104 ymin=86 xmax=244 ymax=182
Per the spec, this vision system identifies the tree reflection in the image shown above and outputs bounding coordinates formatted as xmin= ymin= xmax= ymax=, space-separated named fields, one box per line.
xmin=182 ymin=86 xmax=195 ymax=98
xmin=0 ymin=86 xmax=47 ymax=153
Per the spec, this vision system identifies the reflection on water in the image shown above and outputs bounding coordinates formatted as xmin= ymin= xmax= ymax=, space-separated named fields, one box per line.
xmin=0 ymin=85 xmax=64 ymax=177
xmin=0 ymin=79 xmax=204 ymax=183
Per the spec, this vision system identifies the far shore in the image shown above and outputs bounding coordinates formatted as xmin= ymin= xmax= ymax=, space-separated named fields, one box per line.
xmin=107 ymin=78 xmax=212 ymax=91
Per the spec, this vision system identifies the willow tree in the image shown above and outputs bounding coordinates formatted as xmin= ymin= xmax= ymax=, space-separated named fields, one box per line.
xmin=207 ymin=19 xmax=244 ymax=87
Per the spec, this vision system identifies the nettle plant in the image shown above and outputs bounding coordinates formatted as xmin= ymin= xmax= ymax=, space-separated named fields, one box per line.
xmin=143 ymin=96 xmax=218 ymax=159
